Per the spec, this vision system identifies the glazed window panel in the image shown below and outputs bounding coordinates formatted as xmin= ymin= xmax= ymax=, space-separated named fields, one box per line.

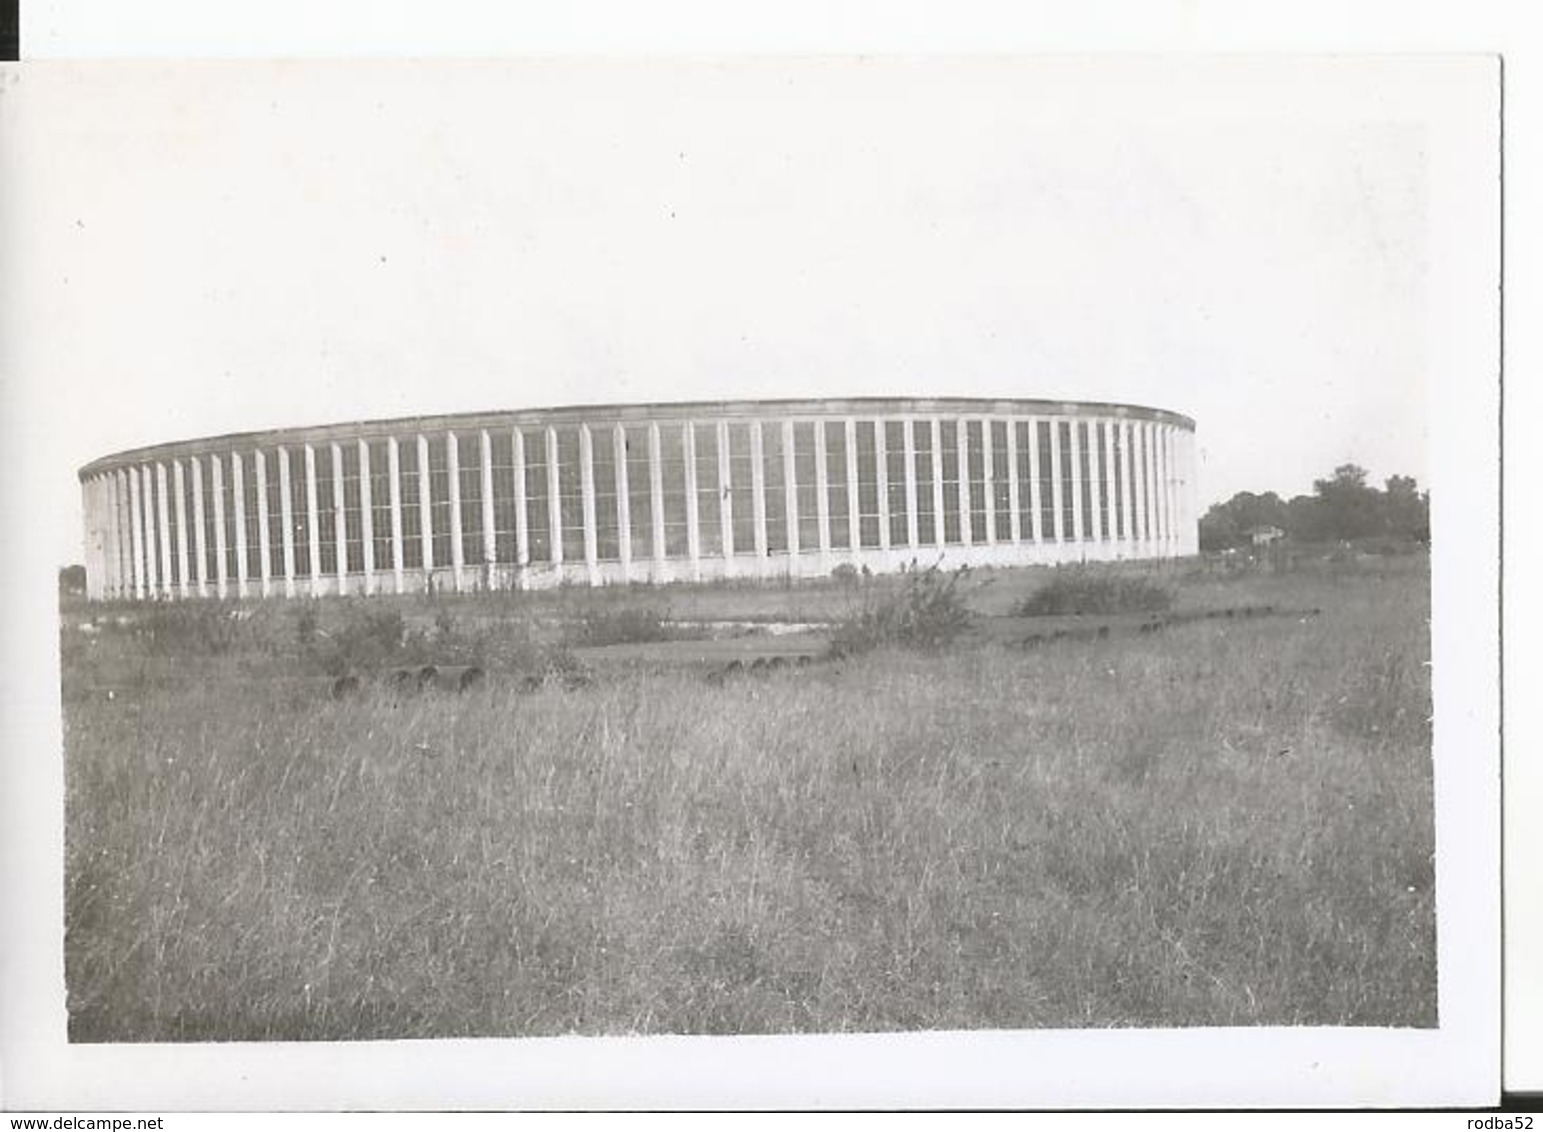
xmin=555 ymin=428 xmax=585 ymax=563
xmin=912 ymin=421 xmax=936 ymax=545
xmin=1077 ymin=423 xmax=1095 ymax=537
xmin=456 ymin=434 xmax=484 ymax=565
xmin=399 ymin=442 xmax=423 ymax=569
xmin=1058 ymin=422 xmax=1076 ymax=535
xmin=940 ymin=420 xmax=961 ymax=545
xmin=427 ymin=436 xmax=455 ymax=568
xmin=854 ymin=420 xmax=880 ymax=549
xmin=199 ymin=460 xmax=220 ymax=580
xmin=824 ymin=421 xmax=850 ymax=550
xmin=659 ymin=424 xmax=691 ymax=558
xmin=763 ymin=423 xmax=787 ymax=553
xmin=220 ymin=458 xmax=240 ymax=578
xmin=990 ymin=420 xmax=1012 ymax=537
xmin=623 ymin=427 xmax=653 ymax=561
xmin=315 ymin=449 xmax=338 ymax=575
xmin=693 ymin=423 xmax=721 ymax=557
xmin=794 ymin=422 xmax=820 ymax=550
xmin=1013 ymin=422 xmax=1035 ymax=540
xmin=263 ymin=453 xmax=288 ymax=576
xmin=591 ymin=428 xmax=620 ymax=561
xmin=344 ymin=444 xmax=366 ymax=569
xmin=164 ymin=471 xmax=182 ymax=585
xmin=966 ymin=419 xmax=987 ymax=539
xmin=728 ymin=423 xmax=756 ymax=554
xmin=179 ymin=464 xmax=200 ymax=579
xmin=521 ymin=429 xmax=550 ymax=564
xmin=1037 ymin=422 xmax=1056 ymax=537
xmin=885 ymin=421 xmax=908 ymax=546
xmin=490 ymin=433 xmax=517 ymax=565
xmin=369 ymin=441 xmax=393 ymax=571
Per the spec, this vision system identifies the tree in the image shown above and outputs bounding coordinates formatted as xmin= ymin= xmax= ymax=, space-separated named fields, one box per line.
xmin=1312 ymin=463 xmax=1384 ymax=541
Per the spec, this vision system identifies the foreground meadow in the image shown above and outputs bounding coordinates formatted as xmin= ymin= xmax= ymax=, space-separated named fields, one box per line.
xmin=61 ymin=557 xmax=1434 ymax=1040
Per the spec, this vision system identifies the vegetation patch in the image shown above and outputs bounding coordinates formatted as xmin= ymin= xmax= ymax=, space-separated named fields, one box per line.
xmin=827 ymin=562 xmax=973 ymax=657
xmin=1014 ymin=570 xmax=1174 ymax=618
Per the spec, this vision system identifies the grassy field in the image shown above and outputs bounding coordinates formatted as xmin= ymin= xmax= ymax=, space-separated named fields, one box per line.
xmin=60 ymin=553 xmax=1435 ymax=1041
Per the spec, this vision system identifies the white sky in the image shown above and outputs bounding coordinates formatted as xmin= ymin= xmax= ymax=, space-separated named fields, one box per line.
xmin=6 ymin=58 xmax=1434 ymax=566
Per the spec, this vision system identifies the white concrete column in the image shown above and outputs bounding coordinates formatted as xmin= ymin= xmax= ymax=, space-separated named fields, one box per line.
xmin=579 ymin=424 xmax=599 ymax=584
xmin=613 ymin=425 xmax=632 ymax=580
xmin=544 ymin=427 xmax=562 ymax=569
xmin=128 ymin=467 xmax=144 ymax=599
xmin=1119 ymin=422 xmax=1136 ymax=557
xmin=231 ymin=455 xmax=248 ymax=598
xmin=956 ymin=420 xmax=973 ymax=547
xmin=1134 ymin=423 xmax=1150 ymax=554
xmin=1151 ymin=424 xmax=1165 ymax=555
xmin=1087 ymin=421 xmax=1104 ymax=555
xmin=1048 ymin=423 xmax=1064 ymax=545
xmin=814 ymin=420 xmax=831 ymax=565
xmin=717 ymin=421 xmax=734 ymax=557
xmin=155 ymin=463 xmax=173 ymax=596
xmin=1164 ymin=425 xmax=1177 ymax=556
xmin=80 ymin=480 xmax=97 ymax=599
xmin=145 ymin=464 xmax=162 ymax=596
xmin=302 ymin=445 xmax=321 ymax=586
xmin=388 ymin=436 xmax=405 ymax=592
xmin=190 ymin=458 xmax=207 ymax=596
xmin=359 ymin=440 xmax=376 ymax=595
xmin=930 ymin=419 xmax=946 ymax=550
xmin=511 ymin=430 xmax=529 ymax=572
xmin=478 ymin=430 xmax=496 ymax=583
xmin=684 ymin=422 xmax=702 ymax=581
xmin=108 ymin=472 xmax=124 ymax=598
xmin=1027 ymin=419 xmax=1043 ymax=546
xmin=749 ymin=420 xmax=767 ymax=560
xmin=210 ymin=460 xmax=227 ymax=598
xmin=262 ymin=450 xmax=280 ymax=604
xmin=445 ymin=434 xmax=462 ymax=591
xmin=649 ymin=421 xmax=667 ymax=572
xmin=903 ymin=419 xmax=920 ymax=549
xmin=844 ymin=418 xmax=860 ymax=552
xmin=1101 ymin=421 xmax=1116 ymax=552
xmin=331 ymin=443 xmax=349 ymax=595
xmin=1004 ymin=421 xmax=1021 ymax=545
xmin=100 ymin=476 xmax=116 ymax=598
xmin=1068 ymin=421 xmax=1085 ymax=552
xmin=980 ymin=419 xmax=996 ymax=545
xmin=417 ymin=434 xmax=434 ymax=573
xmin=171 ymin=461 xmax=190 ymax=597
xmin=782 ymin=419 xmax=799 ymax=557
xmin=875 ymin=421 xmax=891 ymax=551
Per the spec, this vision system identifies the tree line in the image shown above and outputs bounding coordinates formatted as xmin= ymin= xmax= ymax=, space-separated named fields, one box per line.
xmin=1199 ymin=464 xmax=1429 ymax=551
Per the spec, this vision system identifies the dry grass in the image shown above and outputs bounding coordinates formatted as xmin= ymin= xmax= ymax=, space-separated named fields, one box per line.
xmin=61 ymin=558 xmax=1434 ymax=1041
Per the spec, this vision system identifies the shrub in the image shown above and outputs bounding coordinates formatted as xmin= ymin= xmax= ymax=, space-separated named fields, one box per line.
xmin=1014 ymin=570 xmax=1173 ymax=618
xmin=136 ymin=602 xmax=246 ymax=655
xmin=827 ymin=562 xmax=973 ymax=658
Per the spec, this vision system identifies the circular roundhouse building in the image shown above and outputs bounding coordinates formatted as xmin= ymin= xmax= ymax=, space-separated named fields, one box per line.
xmin=77 ymin=397 xmax=1198 ymax=601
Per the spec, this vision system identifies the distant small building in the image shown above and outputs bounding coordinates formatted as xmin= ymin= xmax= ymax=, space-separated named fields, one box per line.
xmin=1248 ymin=525 xmax=1285 ymax=547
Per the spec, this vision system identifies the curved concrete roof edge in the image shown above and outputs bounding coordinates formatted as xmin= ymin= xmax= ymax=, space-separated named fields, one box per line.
xmin=79 ymin=396 xmax=1197 ymax=480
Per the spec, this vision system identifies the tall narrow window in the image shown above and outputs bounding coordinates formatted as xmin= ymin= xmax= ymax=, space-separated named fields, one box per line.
xmin=457 ymin=434 xmax=484 ymax=565
xmin=1037 ymin=421 xmax=1056 ymax=538
xmin=243 ymin=455 xmax=264 ymax=579
xmin=591 ymin=428 xmax=619 ymax=560
xmin=221 ymin=457 xmax=240 ymax=579
xmin=555 ymin=429 xmax=584 ymax=563
xmin=966 ymin=420 xmax=987 ymax=539
xmin=886 ymin=421 xmax=909 ymax=547
xmin=399 ymin=441 xmax=423 ymax=569
xmin=693 ymin=423 xmax=721 ymax=557
xmin=369 ymin=440 xmax=393 ymax=571
xmin=521 ymin=429 xmax=550 ymax=563
xmin=990 ymin=420 xmax=1011 ymax=537
xmin=794 ymin=422 xmax=820 ymax=552
xmin=264 ymin=452 xmax=285 ymax=577
xmin=825 ymin=421 xmax=850 ymax=550
xmin=1077 ymin=423 xmax=1095 ymax=537
xmin=660 ymin=424 xmax=690 ymax=557
xmin=855 ymin=421 xmax=880 ymax=548
xmin=624 ymin=426 xmax=653 ymax=561
xmin=728 ymin=423 xmax=755 ymax=553
xmin=763 ymin=423 xmax=787 ymax=553
xmin=913 ymin=421 xmax=936 ymax=545
xmin=427 ymin=437 xmax=452 ymax=568
xmin=344 ymin=445 xmax=365 ymax=571
xmin=940 ymin=421 xmax=962 ymax=545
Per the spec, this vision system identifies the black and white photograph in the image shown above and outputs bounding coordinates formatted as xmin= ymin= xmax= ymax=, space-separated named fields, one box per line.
xmin=0 ymin=45 xmax=1503 ymax=1110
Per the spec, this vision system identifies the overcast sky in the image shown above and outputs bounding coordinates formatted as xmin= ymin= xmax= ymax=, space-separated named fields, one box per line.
xmin=5 ymin=57 xmax=1438 ymax=566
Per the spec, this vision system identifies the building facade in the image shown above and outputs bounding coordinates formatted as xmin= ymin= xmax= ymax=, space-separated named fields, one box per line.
xmin=76 ymin=397 xmax=1198 ymax=601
